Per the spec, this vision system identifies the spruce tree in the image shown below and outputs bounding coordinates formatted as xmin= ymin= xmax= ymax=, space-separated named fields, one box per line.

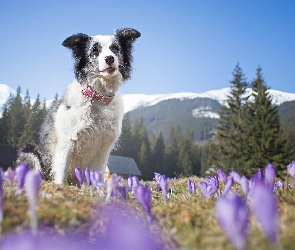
xmin=245 ymin=67 xmax=286 ymax=175
xmin=215 ymin=64 xmax=250 ymax=174
xmin=18 ymin=90 xmax=35 ymax=146
xmin=177 ymin=130 xmax=194 ymax=176
xmin=164 ymin=125 xmax=182 ymax=177
xmin=6 ymin=87 xmax=25 ymax=147
xmin=151 ymin=132 xmax=165 ymax=174
xmin=114 ymin=113 xmax=133 ymax=157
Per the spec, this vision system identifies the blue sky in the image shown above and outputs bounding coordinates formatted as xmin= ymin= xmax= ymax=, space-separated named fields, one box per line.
xmin=0 ymin=1 xmax=295 ymax=100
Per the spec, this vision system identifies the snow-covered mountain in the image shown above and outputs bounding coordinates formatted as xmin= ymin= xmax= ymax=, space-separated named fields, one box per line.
xmin=122 ymin=88 xmax=295 ymax=113
xmin=1 ymin=83 xmax=295 ymax=115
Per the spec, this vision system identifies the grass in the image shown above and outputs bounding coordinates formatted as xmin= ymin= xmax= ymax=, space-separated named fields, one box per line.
xmin=1 ymin=177 xmax=295 ymax=249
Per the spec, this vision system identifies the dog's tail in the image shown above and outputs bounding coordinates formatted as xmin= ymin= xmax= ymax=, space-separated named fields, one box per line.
xmin=16 ymin=143 xmax=50 ymax=180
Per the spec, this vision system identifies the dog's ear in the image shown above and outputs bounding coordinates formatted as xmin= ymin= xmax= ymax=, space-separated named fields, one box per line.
xmin=62 ymin=33 xmax=90 ymax=58
xmin=114 ymin=28 xmax=141 ymax=79
xmin=114 ymin=28 xmax=141 ymax=42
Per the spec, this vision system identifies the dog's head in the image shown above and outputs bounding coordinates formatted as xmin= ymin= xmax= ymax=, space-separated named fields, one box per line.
xmin=62 ymin=28 xmax=141 ymax=86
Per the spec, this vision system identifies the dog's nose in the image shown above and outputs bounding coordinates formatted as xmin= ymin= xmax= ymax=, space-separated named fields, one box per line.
xmin=105 ymin=56 xmax=114 ymax=65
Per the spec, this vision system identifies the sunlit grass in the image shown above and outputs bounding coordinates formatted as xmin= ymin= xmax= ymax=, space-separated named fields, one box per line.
xmin=1 ymin=177 xmax=295 ymax=249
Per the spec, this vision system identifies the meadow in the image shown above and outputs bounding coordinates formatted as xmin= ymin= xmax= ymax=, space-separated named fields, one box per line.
xmin=1 ymin=165 xmax=295 ymax=250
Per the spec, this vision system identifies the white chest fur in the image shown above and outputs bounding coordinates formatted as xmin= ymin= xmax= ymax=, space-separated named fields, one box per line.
xmin=52 ymin=81 xmax=124 ymax=184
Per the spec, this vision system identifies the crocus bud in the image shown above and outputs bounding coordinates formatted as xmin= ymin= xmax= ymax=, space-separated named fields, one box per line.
xmin=265 ymin=163 xmax=276 ymax=188
xmin=240 ymin=176 xmax=249 ymax=196
xmin=25 ymin=170 xmax=42 ymax=235
xmin=187 ymin=180 xmax=192 ymax=193
xmin=200 ymin=176 xmax=219 ymax=199
xmin=75 ymin=167 xmax=83 ymax=187
xmin=4 ymin=167 xmax=16 ymax=188
xmin=216 ymin=193 xmax=248 ymax=250
xmin=134 ymin=184 xmax=152 ymax=222
xmin=132 ymin=176 xmax=139 ymax=188
xmin=251 ymin=180 xmax=278 ymax=244
xmin=256 ymin=169 xmax=264 ymax=181
xmin=222 ymin=176 xmax=233 ymax=196
xmin=217 ymin=169 xmax=227 ymax=185
xmin=191 ymin=180 xmax=196 ymax=194
xmin=229 ymin=171 xmax=241 ymax=184
xmin=106 ymin=174 xmax=122 ymax=202
xmin=287 ymin=161 xmax=295 ymax=178
xmin=159 ymin=174 xmax=168 ymax=204
xmin=85 ymin=168 xmax=91 ymax=186
xmin=15 ymin=163 xmax=30 ymax=196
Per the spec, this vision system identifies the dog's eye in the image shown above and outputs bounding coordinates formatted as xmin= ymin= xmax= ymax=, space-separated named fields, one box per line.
xmin=109 ymin=44 xmax=119 ymax=54
xmin=92 ymin=44 xmax=101 ymax=56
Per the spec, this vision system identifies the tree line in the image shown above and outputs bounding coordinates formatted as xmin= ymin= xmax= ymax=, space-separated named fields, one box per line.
xmin=113 ymin=115 xmax=202 ymax=180
xmin=0 ymin=87 xmax=47 ymax=148
xmin=1 ymin=64 xmax=295 ymax=179
xmin=115 ymin=64 xmax=295 ymax=179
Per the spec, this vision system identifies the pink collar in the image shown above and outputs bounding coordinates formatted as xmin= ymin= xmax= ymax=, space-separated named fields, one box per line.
xmin=81 ymin=85 xmax=115 ymax=104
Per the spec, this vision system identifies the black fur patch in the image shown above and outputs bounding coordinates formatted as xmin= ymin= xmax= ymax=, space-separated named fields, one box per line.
xmin=114 ymin=28 xmax=141 ymax=80
xmin=62 ymin=33 xmax=90 ymax=82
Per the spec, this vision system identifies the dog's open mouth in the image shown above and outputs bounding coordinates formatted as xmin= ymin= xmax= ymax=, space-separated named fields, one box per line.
xmin=102 ymin=67 xmax=116 ymax=74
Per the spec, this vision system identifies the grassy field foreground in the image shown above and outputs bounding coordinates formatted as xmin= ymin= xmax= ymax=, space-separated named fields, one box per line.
xmin=1 ymin=177 xmax=295 ymax=249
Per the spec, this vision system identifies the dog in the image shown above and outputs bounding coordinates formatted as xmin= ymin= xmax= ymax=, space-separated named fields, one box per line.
xmin=17 ymin=28 xmax=141 ymax=184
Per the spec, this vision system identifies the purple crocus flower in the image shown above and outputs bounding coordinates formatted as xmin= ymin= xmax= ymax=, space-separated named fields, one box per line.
xmin=251 ymin=180 xmax=278 ymax=244
xmin=127 ymin=175 xmax=133 ymax=191
xmin=85 ymin=168 xmax=94 ymax=196
xmin=75 ymin=167 xmax=83 ymax=187
xmin=200 ymin=176 xmax=219 ymax=199
xmin=222 ymin=176 xmax=233 ymax=196
xmin=240 ymin=176 xmax=249 ymax=196
xmin=265 ymin=163 xmax=276 ymax=188
xmin=217 ymin=169 xmax=227 ymax=185
xmin=90 ymin=171 xmax=104 ymax=195
xmin=287 ymin=161 xmax=295 ymax=178
xmin=153 ymin=172 xmax=161 ymax=183
xmin=25 ymin=170 xmax=42 ymax=235
xmin=4 ymin=167 xmax=16 ymax=188
xmin=159 ymin=175 xmax=168 ymax=204
xmin=216 ymin=193 xmax=248 ymax=250
xmin=187 ymin=180 xmax=192 ymax=193
xmin=187 ymin=179 xmax=196 ymax=194
xmin=256 ymin=168 xmax=264 ymax=181
xmin=274 ymin=179 xmax=284 ymax=191
xmin=85 ymin=168 xmax=92 ymax=186
xmin=127 ymin=175 xmax=139 ymax=191
xmin=106 ymin=174 xmax=122 ymax=202
xmin=229 ymin=171 xmax=241 ymax=184
xmin=134 ymin=184 xmax=152 ymax=222
xmin=132 ymin=176 xmax=139 ymax=187
xmin=15 ymin=163 xmax=30 ymax=196
xmin=154 ymin=173 xmax=168 ymax=204
xmin=191 ymin=180 xmax=196 ymax=194
xmin=116 ymin=185 xmax=127 ymax=201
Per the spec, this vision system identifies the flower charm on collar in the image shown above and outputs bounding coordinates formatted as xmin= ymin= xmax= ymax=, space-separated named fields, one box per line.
xmin=82 ymin=85 xmax=114 ymax=104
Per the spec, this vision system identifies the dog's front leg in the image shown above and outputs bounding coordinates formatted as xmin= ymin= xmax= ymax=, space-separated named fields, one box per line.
xmin=51 ymin=142 xmax=72 ymax=184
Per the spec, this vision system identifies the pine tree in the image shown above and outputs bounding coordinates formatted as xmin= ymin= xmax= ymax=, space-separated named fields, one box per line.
xmin=18 ymin=90 xmax=35 ymax=146
xmin=215 ymin=64 xmax=250 ymax=174
xmin=151 ymin=132 xmax=165 ymax=174
xmin=284 ymin=130 xmax=295 ymax=164
xmin=6 ymin=87 xmax=25 ymax=147
xmin=164 ymin=125 xmax=182 ymax=177
xmin=245 ymin=67 xmax=286 ymax=175
xmin=177 ymin=130 xmax=194 ymax=176
xmin=114 ymin=113 xmax=133 ymax=157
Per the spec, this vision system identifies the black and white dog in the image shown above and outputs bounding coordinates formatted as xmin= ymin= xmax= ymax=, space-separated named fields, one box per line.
xmin=17 ymin=28 xmax=141 ymax=184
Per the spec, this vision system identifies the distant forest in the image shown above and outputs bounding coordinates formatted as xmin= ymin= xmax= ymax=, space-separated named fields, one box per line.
xmin=1 ymin=65 xmax=295 ymax=180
